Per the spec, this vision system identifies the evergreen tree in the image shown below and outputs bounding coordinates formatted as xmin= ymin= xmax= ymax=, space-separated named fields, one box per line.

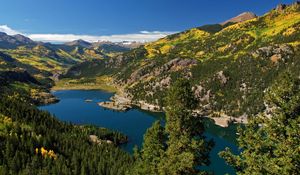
xmin=131 ymin=121 xmax=165 ymax=174
xmin=131 ymin=79 xmax=214 ymax=175
xmin=220 ymin=73 xmax=300 ymax=174
xmin=0 ymin=95 xmax=133 ymax=175
xmin=159 ymin=79 xmax=213 ymax=175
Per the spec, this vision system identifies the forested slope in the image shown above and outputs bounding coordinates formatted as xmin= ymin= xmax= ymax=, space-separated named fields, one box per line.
xmin=65 ymin=3 xmax=300 ymax=118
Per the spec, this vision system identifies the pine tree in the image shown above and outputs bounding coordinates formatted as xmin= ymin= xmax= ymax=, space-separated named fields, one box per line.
xmin=131 ymin=79 xmax=214 ymax=175
xmin=131 ymin=121 xmax=165 ymax=174
xmin=159 ymin=78 xmax=213 ymax=175
xmin=220 ymin=73 xmax=300 ymax=174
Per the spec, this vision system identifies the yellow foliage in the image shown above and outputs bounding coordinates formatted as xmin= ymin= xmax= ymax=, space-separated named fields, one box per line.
xmin=145 ymin=47 xmax=160 ymax=58
xmin=283 ymin=27 xmax=297 ymax=36
xmin=218 ymin=45 xmax=230 ymax=53
xmin=195 ymin=51 xmax=205 ymax=59
xmin=41 ymin=147 xmax=47 ymax=157
xmin=160 ymin=44 xmax=173 ymax=54
xmin=0 ymin=115 xmax=13 ymax=125
xmin=263 ymin=13 xmax=300 ymax=36
xmin=36 ymin=147 xmax=57 ymax=160
xmin=48 ymin=150 xmax=57 ymax=159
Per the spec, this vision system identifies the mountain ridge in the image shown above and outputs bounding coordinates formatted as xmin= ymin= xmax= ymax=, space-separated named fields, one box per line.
xmin=220 ymin=12 xmax=257 ymax=25
xmin=62 ymin=2 xmax=300 ymax=123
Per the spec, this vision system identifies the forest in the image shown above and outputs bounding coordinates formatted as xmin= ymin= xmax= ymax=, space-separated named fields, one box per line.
xmin=0 ymin=94 xmax=132 ymax=175
xmin=0 ymin=2 xmax=299 ymax=175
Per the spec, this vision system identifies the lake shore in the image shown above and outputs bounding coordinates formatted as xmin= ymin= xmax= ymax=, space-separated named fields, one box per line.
xmin=51 ymin=77 xmax=247 ymax=127
xmin=52 ymin=77 xmax=118 ymax=93
xmin=100 ymin=93 xmax=248 ymax=127
xmin=40 ymin=89 xmax=239 ymax=175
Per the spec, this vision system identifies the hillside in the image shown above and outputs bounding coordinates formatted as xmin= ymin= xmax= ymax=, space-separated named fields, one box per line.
xmin=0 ymin=35 xmax=134 ymax=174
xmin=0 ymin=95 xmax=132 ymax=174
xmin=64 ymin=2 xmax=300 ymax=120
xmin=0 ymin=33 xmax=134 ymax=82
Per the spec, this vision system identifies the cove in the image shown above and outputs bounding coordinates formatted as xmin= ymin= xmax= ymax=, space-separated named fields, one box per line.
xmin=39 ymin=90 xmax=239 ymax=175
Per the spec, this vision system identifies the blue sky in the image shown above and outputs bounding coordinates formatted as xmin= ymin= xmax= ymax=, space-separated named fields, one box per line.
xmin=0 ymin=0 xmax=295 ymax=42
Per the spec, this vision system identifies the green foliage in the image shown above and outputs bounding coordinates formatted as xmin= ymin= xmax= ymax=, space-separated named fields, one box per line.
xmin=130 ymin=121 xmax=165 ymax=174
xmin=160 ymin=79 xmax=214 ymax=174
xmin=0 ymin=95 xmax=133 ymax=175
xmin=219 ymin=72 xmax=300 ymax=174
xmin=64 ymin=3 xmax=300 ymax=118
xmin=131 ymin=79 xmax=213 ymax=175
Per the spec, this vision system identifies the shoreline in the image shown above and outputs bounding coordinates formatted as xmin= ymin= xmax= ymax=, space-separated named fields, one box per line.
xmin=51 ymin=86 xmax=117 ymax=93
xmin=99 ymin=93 xmax=248 ymax=127
xmin=52 ymin=77 xmax=119 ymax=93
xmin=50 ymin=79 xmax=248 ymax=128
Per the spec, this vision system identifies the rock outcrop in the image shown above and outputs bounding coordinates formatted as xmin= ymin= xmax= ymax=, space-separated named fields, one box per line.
xmin=221 ymin=12 xmax=257 ymax=25
xmin=252 ymin=44 xmax=294 ymax=63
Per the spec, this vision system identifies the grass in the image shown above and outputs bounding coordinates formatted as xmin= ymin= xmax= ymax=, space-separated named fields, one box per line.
xmin=52 ymin=76 xmax=118 ymax=92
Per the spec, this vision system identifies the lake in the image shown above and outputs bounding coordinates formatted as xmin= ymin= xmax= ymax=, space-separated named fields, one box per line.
xmin=39 ymin=90 xmax=239 ymax=175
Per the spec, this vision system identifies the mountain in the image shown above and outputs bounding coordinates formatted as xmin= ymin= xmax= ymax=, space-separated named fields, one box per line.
xmin=0 ymin=32 xmax=36 ymax=49
xmin=91 ymin=41 xmax=143 ymax=54
xmin=93 ymin=41 xmax=143 ymax=49
xmin=220 ymin=12 xmax=257 ymax=25
xmin=0 ymin=34 xmax=133 ymax=80
xmin=65 ymin=39 xmax=92 ymax=48
xmin=64 ymin=39 xmax=140 ymax=55
xmin=64 ymin=2 xmax=300 ymax=120
xmin=13 ymin=34 xmax=36 ymax=45
xmin=92 ymin=41 xmax=131 ymax=54
xmin=0 ymin=32 xmax=138 ymax=79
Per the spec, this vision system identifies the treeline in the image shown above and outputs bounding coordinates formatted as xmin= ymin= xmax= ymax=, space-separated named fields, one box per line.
xmin=0 ymin=95 xmax=133 ymax=175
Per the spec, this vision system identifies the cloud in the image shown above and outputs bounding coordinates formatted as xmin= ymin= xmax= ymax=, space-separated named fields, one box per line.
xmin=27 ymin=31 xmax=176 ymax=43
xmin=0 ymin=24 xmax=176 ymax=43
xmin=0 ymin=25 xmax=22 ymax=35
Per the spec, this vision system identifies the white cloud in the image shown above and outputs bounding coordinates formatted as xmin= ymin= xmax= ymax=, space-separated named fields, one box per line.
xmin=27 ymin=31 xmax=176 ymax=43
xmin=0 ymin=24 xmax=176 ymax=43
xmin=0 ymin=25 xmax=22 ymax=35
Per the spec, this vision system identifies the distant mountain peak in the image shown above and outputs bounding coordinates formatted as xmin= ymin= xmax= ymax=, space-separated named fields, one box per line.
xmin=65 ymin=39 xmax=91 ymax=48
xmin=0 ymin=32 xmax=7 ymax=36
xmin=13 ymin=34 xmax=35 ymax=44
xmin=0 ymin=32 xmax=36 ymax=49
xmin=221 ymin=12 xmax=257 ymax=25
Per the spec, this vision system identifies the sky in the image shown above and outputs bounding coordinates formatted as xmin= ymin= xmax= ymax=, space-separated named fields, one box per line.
xmin=0 ymin=0 xmax=296 ymax=43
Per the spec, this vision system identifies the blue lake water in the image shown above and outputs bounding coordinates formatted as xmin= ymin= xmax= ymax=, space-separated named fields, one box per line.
xmin=39 ymin=90 xmax=239 ymax=175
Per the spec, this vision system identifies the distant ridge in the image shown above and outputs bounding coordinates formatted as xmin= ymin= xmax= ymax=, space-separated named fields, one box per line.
xmin=221 ymin=12 xmax=257 ymax=25
xmin=0 ymin=32 xmax=36 ymax=49
xmin=65 ymin=39 xmax=92 ymax=48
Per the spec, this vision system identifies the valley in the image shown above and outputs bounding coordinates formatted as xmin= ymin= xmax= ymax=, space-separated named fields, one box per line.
xmin=57 ymin=3 xmax=300 ymax=126
xmin=0 ymin=1 xmax=299 ymax=175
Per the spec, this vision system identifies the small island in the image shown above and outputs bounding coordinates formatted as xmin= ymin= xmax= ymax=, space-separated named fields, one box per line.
xmin=98 ymin=101 xmax=132 ymax=111
xmin=85 ymin=99 xmax=93 ymax=102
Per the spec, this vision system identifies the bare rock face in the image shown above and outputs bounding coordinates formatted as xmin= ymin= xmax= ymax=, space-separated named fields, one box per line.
xmin=128 ymin=58 xmax=197 ymax=83
xmin=107 ymin=55 xmax=131 ymax=67
xmin=193 ymin=85 xmax=211 ymax=103
xmin=154 ymin=58 xmax=198 ymax=75
xmin=221 ymin=12 xmax=257 ymax=25
xmin=216 ymin=71 xmax=228 ymax=85
xmin=166 ymin=58 xmax=198 ymax=68
xmin=159 ymin=76 xmax=171 ymax=87
xmin=252 ymin=44 xmax=294 ymax=63
xmin=276 ymin=4 xmax=287 ymax=12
